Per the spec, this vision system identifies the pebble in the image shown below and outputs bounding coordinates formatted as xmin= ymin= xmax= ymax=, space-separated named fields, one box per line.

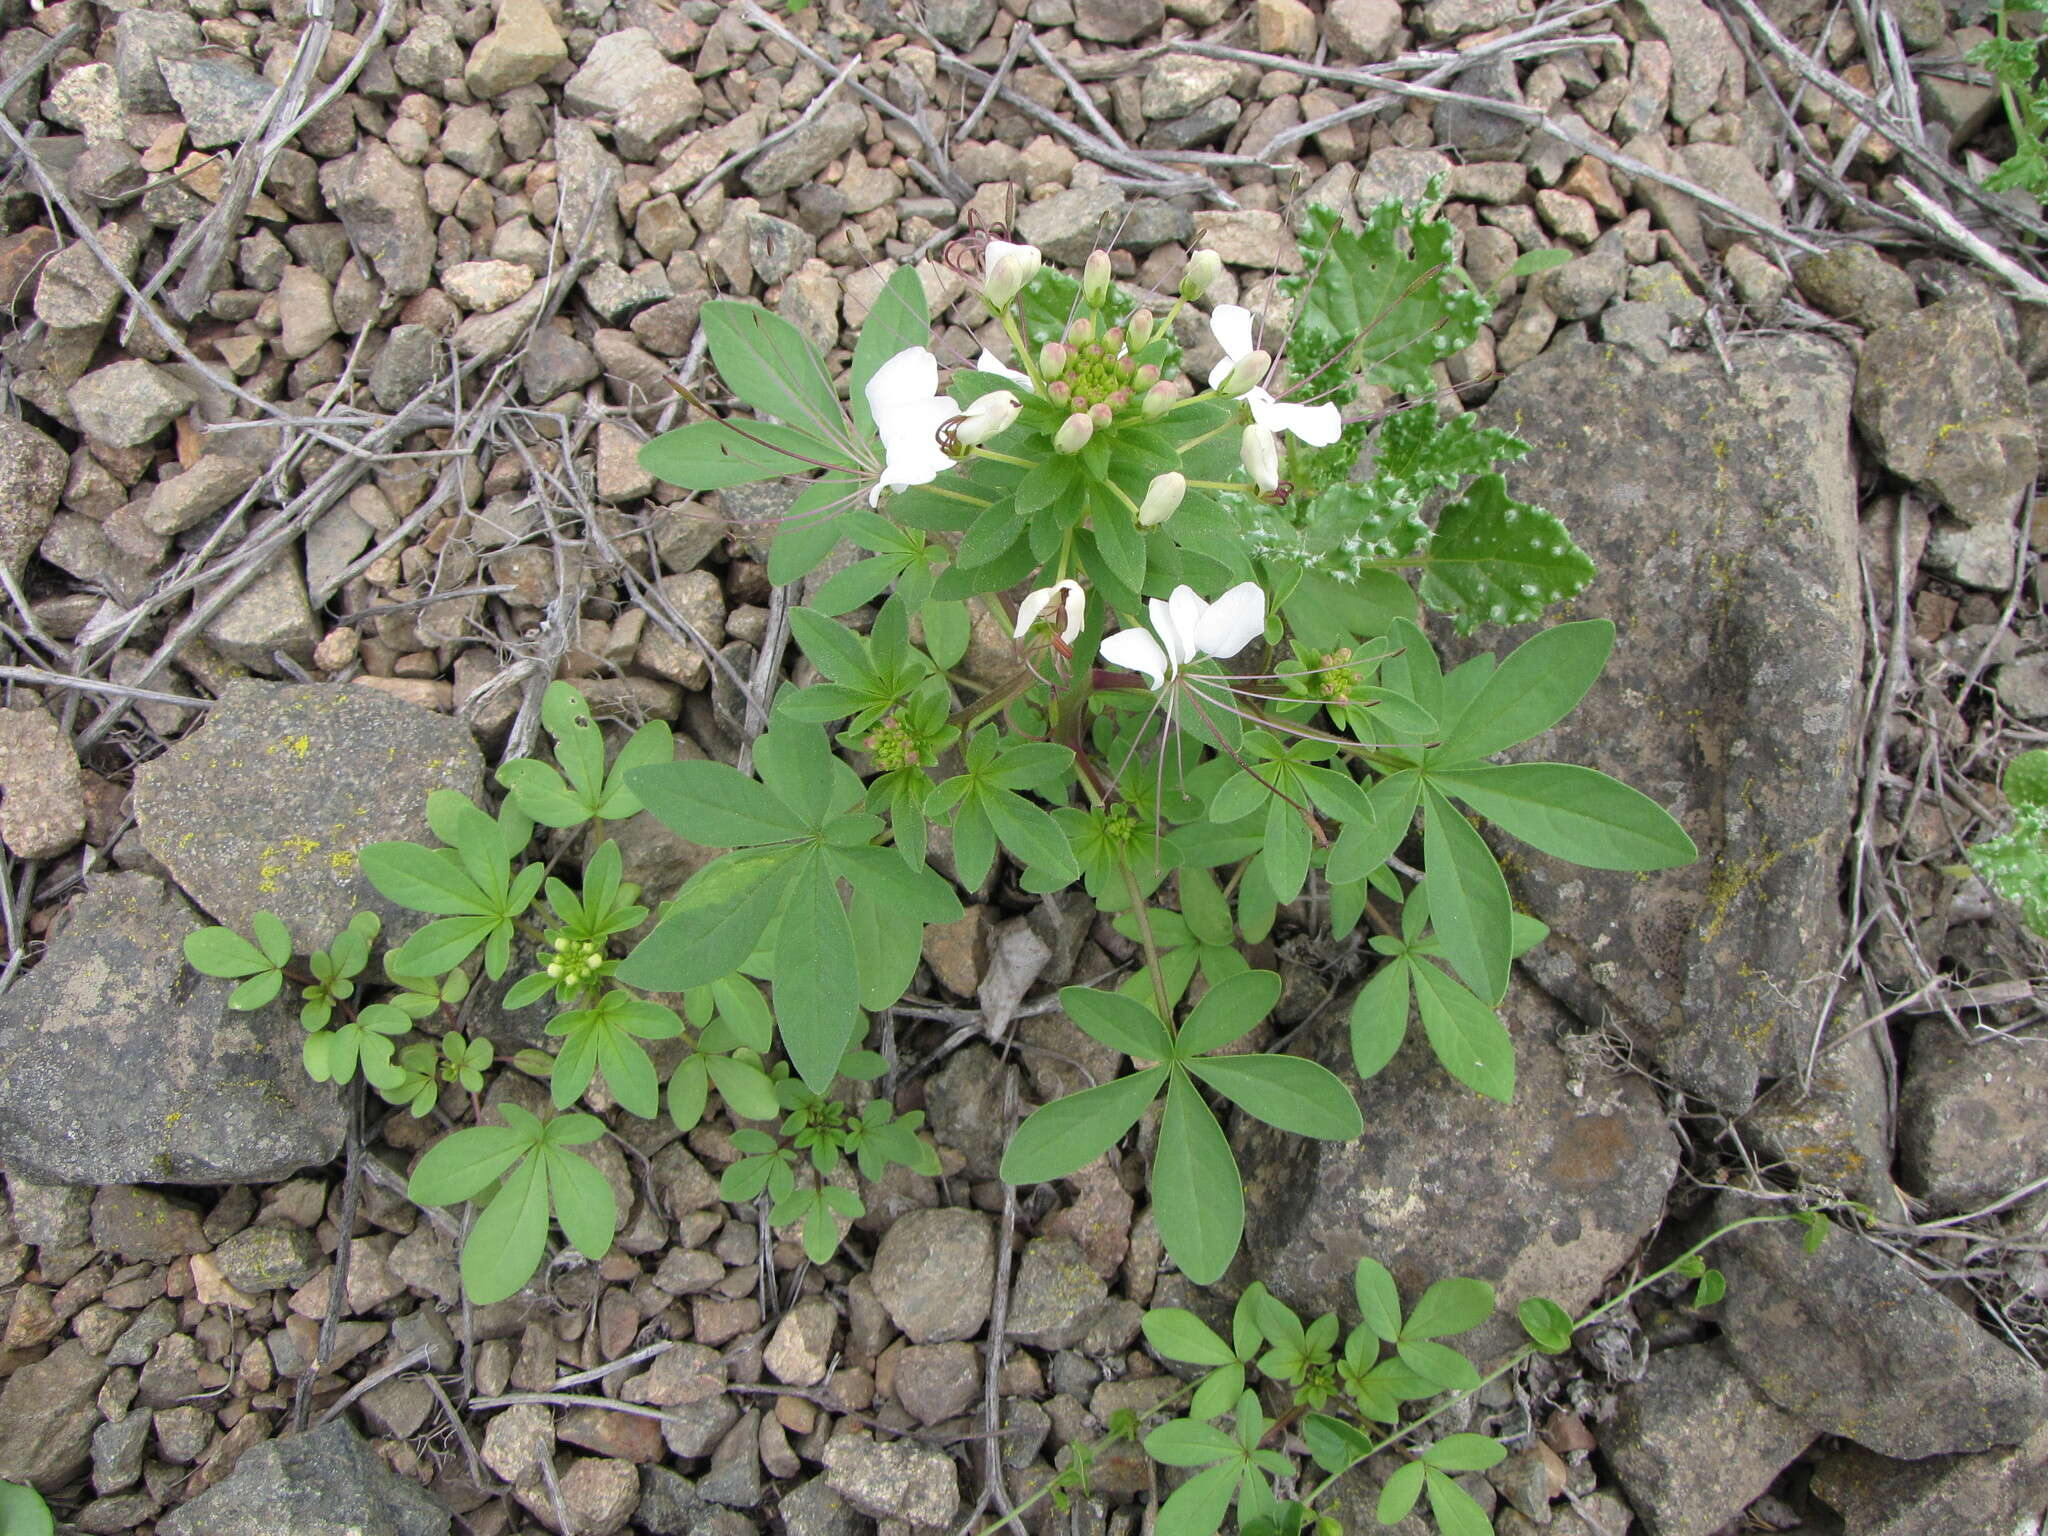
xmin=870 ymin=1208 xmax=996 ymax=1344
xmin=0 ymin=703 xmax=84 ymax=860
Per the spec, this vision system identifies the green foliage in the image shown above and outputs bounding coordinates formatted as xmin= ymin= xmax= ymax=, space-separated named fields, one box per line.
xmin=1001 ymin=971 xmax=1361 ymax=1283
xmin=1969 ymin=748 xmax=2048 ymax=935
xmin=408 ymin=1104 xmax=615 ymax=1305
xmin=0 ymin=1483 xmax=50 ymax=1536
xmin=497 ymin=681 xmax=673 ymax=827
xmin=1970 ymin=0 xmax=2048 ymax=197
xmin=183 ymin=910 xmax=292 ymax=1009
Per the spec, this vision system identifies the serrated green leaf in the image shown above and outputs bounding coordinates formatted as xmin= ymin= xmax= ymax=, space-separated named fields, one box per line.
xmin=1414 ymin=475 xmax=1596 ymax=636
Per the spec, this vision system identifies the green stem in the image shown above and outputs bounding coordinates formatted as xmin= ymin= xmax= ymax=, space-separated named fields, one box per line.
xmin=970 ymin=447 xmax=1034 ymax=469
xmin=998 ymin=308 xmax=1043 ymax=392
xmin=1118 ymin=852 xmax=1176 ymax=1026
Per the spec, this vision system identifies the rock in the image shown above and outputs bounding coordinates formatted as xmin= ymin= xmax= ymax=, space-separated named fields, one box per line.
xmin=1326 ymin=0 xmax=1403 ymax=58
xmin=0 ymin=1340 xmax=110 ymax=1490
xmin=203 ymin=556 xmax=321 ymax=674
xmin=1898 ymin=1022 xmax=2048 ymax=1213
xmin=0 ymin=872 xmax=345 ymax=1184
xmin=144 ymin=454 xmax=262 ymax=537
xmin=1739 ymin=1025 xmax=1902 ymax=1219
xmin=1141 ymin=55 xmax=1238 ymax=120
xmin=1074 ymin=0 xmax=1166 ymax=42
xmin=521 ymin=1457 xmax=638 ymax=1536
xmin=113 ymin=12 xmax=201 ymax=112
xmin=1237 ymin=975 xmax=1674 ymax=1361
xmin=1853 ymin=290 xmax=2037 ymax=527
xmin=1604 ymin=1342 xmax=1813 ymax=1536
xmin=443 ymin=259 xmax=535 ymax=313
xmin=778 ymin=1477 xmax=863 ymax=1536
xmin=482 ymin=1403 xmax=555 ymax=1482
xmin=1997 ymin=654 xmax=2048 ymax=720
xmin=1356 ymin=148 xmax=1454 ymax=212
xmin=318 ymin=142 xmax=433 ymax=298
xmin=554 ymin=121 xmax=624 ymax=266
xmin=1436 ymin=58 xmax=1526 ymax=158
xmin=1468 ymin=337 xmax=1858 ymax=1112
xmin=1190 ymin=209 xmax=1304 ymax=271
xmin=68 ymin=359 xmax=194 ymax=448
xmin=1006 ymin=1237 xmax=1109 ymax=1351
xmin=210 ymin=1224 xmax=320 ymax=1291
xmin=1924 ymin=515 xmax=2015 ymax=590
xmin=466 ymin=0 xmax=567 ymax=100
xmin=276 ymin=266 xmax=337 ymax=360
xmin=700 ymin=1414 xmax=761 ymax=1508
xmin=136 ymin=681 xmax=483 ymax=951
xmin=1674 ymin=143 xmax=1782 ymax=249
xmin=870 ymin=1207 xmax=996 ymax=1343
xmin=1810 ymin=1421 xmax=2048 ymax=1536
xmin=741 ymin=101 xmax=865 ymax=198
xmin=823 ymin=1433 xmax=961 ymax=1527
xmin=370 ymin=324 xmax=438 ymax=413
xmin=1630 ymin=0 xmax=1742 ymax=124
xmin=522 ymin=327 xmax=600 ymax=401
xmin=564 ymin=28 xmax=672 ymax=117
xmin=617 ymin=71 xmax=707 ymax=164
xmin=1792 ymin=243 xmax=1918 ymax=329
xmin=93 ymin=1410 xmax=150 ymax=1494
xmin=160 ymin=58 xmax=274 ymax=151
xmin=0 ymin=704 xmax=83 ymax=859
xmin=1421 ymin=0 xmax=1520 ymax=36
xmin=765 ymin=1297 xmax=838 ymax=1388
xmin=926 ymin=1043 xmax=1009 ymax=1176
xmin=1017 ymin=186 xmax=1129 ymax=266
xmin=1256 ymin=0 xmax=1318 ymax=54
xmin=0 ymin=419 xmax=63 ymax=579
xmin=35 ymin=226 xmax=138 ymax=330
xmin=1722 ymin=241 xmax=1790 ymax=309
xmin=1711 ymin=1193 xmax=2048 ymax=1457
xmin=158 ymin=1419 xmax=447 ymax=1536
xmin=894 ymin=1342 xmax=982 ymax=1425
xmin=927 ymin=0 xmax=998 ymax=48
xmin=1541 ymin=247 xmax=1627 ymax=320
xmin=91 ymin=1185 xmax=206 ymax=1262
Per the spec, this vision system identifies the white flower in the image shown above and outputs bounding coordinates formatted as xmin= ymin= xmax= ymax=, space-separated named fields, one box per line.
xmin=955 ymin=389 xmax=1021 ymax=446
xmin=865 ymin=346 xmax=960 ymax=507
xmin=1099 ymin=582 xmax=1267 ymax=690
xmin=1206 ymin=305 xmax=1344 ymax=448
xmin=1014 ymin=579 xmax=1085 ymax=645
xmin=982 ymin=240 xmax=1042 ymax=309
xmin=975 ymin=349 xmax=1032 ymax=387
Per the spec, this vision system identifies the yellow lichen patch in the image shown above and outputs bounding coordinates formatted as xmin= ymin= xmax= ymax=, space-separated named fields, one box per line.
xmin=328 ymin=850 xmax=357 ymax=871
xmin=263 ymin=734 xmax=313 ymax=760
xmin=254 ymin=835 xmax=323 ymax=895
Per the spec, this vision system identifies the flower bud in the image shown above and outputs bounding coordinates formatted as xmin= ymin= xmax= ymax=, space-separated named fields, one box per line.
xmin=1133 ymin=363 xmax=1160 ymax=389
xmin=1082 ymin=249 xmax=1113 ymax=304
xmin=954 ymin=390 xmax=1020 ymax=447
xmin=1180 ymin=249 xmax=1223 ymax=301
xmin=1089 ymin=402 xmax=1114 ymax=429
xmin=1102 ymin=326 xmax=1124 ymax=353
xmin=1053 ymin=413 xmax=1094 ymax=454
xmin=1137 ymin=471 xmax=1186 ymax=528
xmin=1066 ymin=316 xmax=1094 ymax=347
xmin=1218 ymin=349 xmax=1271 ymax=398
xmin=1242 ymin=424 xmax=1281 ymax=494
xmin=982 ymin=239 xmax=1042 ymax=310
xmin=1039 ymin=342 xmax=1069 ymax=380
xmin=1142 ymin=380 xmax=1178 ymax=418
xmin=1048 ymin=380 xmax=1072 ymax=405
xmin=1128 ymin=308 xmax=1154 ymax=348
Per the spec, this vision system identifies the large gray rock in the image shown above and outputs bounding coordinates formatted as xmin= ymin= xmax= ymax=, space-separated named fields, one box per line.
xmin=1853 ymin=289 xmax=2038 ymax=526
xmin=1236 ymin=976 xmax=1676 ymax=1363
xmin=0 ymin=1340 xmax=109 ymax=1490
xmin=870 ymin=1207 xmax=996 ymax=1344
xmin=317 ymin=141 xmax=433 ymax=297
xmin=1469 ymin=337 xmax=1860 ymax=1112
xmin=68 ymin=358 xmax=195 ymax=447
xmin=1711 ymin=1193 xmax=2048 ymax=1458
xmin=0 ymin=418 xmax=63 ymax=579
xmin=136 ymin=681 xmax=484 ymax=952
xmin=822 ymin=1434 xmax=960 ymax=1527
xmin=157 ymin=1419 xmax=448 ymax=1536
xmin=159 ymin=57 xmax=275 ymax=151
xmin=1604 ymin=1341 xmax=1813 ymax=1536
xmin=0 ymin=872 xmax=345 ymax=1184
xmin=1897 ymin=1022 xmax=2048 ymax=1214
xmin=1810 ymin=1421 xmax=2048 ymax=1536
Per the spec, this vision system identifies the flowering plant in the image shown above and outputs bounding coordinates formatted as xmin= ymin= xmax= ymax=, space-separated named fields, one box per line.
xmin=630 ymin=198 xmax=1695 ymax=1303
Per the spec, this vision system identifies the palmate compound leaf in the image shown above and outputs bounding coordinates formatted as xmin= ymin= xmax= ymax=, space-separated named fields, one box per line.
xmin=1412 ymin=474 xmax=1596 ymax=636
